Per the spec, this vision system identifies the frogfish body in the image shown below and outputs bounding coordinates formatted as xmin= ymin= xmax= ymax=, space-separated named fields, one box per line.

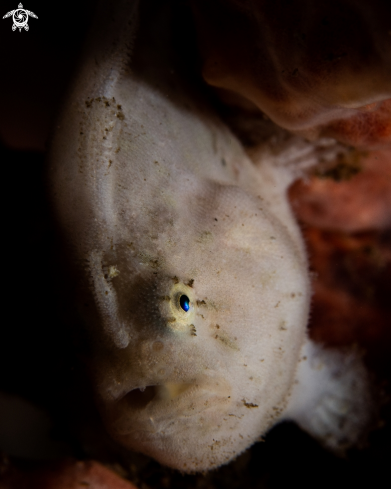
xmin=48 ymin=0 xmax=372 ymax=472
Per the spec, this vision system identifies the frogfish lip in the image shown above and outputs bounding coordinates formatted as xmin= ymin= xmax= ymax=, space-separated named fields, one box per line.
xmin=123 ymin=382 xmax=198 ymax=407
xmin=103 ymin=378 xmax=233 ymax=436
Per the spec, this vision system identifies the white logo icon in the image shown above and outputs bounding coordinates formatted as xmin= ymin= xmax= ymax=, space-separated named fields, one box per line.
xmin=3 ymin=3 xmax=38 ymax=32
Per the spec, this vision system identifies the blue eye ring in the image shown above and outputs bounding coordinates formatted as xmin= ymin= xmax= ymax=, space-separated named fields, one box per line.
xmin=179 ymin=295 xmax=190 ymax=312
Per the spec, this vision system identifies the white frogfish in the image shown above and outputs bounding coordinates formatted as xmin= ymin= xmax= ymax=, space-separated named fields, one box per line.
xmin=48 ymin=0 xmax=372 ymax=472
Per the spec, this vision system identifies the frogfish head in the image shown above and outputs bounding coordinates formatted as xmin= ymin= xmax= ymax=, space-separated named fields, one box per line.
xmin=71 ymin=174 xmax=310 ymax=472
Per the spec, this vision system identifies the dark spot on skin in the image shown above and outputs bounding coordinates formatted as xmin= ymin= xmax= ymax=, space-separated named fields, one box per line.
xmin=187 ymin=279 xmax=194 ymax=287
xmin=216 ymin=324 xmax=220 ymax=329
xmin=197 ymin=231 xmax=212 ymax=243
xmin=104 ymin=100 xmax=110 ymax=107
xmin=85 ymin=99 xmax=92 ymax=108
xmin=172 ymin=276 xmax=179 ymax=284
xmin=150 ymin=259 xmax=160 ymax=269
xmin=196 ymin=300 xmax=206 ymax=306
xmin=190 ymin=325 xmax=197 ymax=336
xmin=117 ymin=104 xmax=122 ymax=110
xmin=153 ymin=341 xmax=164 ymax=351
xmin=215 ymin=331 xmax=239 ymax=350
xmin=159 ymin=295 xmax=171 ymax=302
xmin=279 ymin=321 xmax=287 ymax=331
xmin=116 ymin=111 xmax=125 ymax=120
xmin=242 ymin=399 xmax=259 ymax=408
xmin=214 ymin=218 xmax=218 ymax=221
xmin=167 ymin=317 xmax=176 ymax=323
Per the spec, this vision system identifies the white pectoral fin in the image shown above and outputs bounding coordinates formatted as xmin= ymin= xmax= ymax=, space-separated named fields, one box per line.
xmin=284 ymin=338 xmax=374 ymax=453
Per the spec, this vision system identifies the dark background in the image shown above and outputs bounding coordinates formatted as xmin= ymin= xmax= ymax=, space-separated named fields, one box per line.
xmin=0 ymin=0 xmax=95 ymax=151
xmin=0 ymin=0 xmax=96 ymax=407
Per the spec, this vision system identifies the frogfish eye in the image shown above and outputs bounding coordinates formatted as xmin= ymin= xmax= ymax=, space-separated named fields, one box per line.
xmin=179 ymin=295 xmax=190 ymax=312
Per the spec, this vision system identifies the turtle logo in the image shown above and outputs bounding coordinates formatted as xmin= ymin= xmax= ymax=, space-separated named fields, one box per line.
xmin=3 ymin=3 xmax=38 ymax=32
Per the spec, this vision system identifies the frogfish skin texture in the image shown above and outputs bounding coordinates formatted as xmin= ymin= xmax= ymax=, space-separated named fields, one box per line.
xmin=48 ymin=0 xmax=372 ymax=472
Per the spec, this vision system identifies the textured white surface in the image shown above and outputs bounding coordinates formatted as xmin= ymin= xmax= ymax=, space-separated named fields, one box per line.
xmin=285 ymin=341 xmax=372 ymax=453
